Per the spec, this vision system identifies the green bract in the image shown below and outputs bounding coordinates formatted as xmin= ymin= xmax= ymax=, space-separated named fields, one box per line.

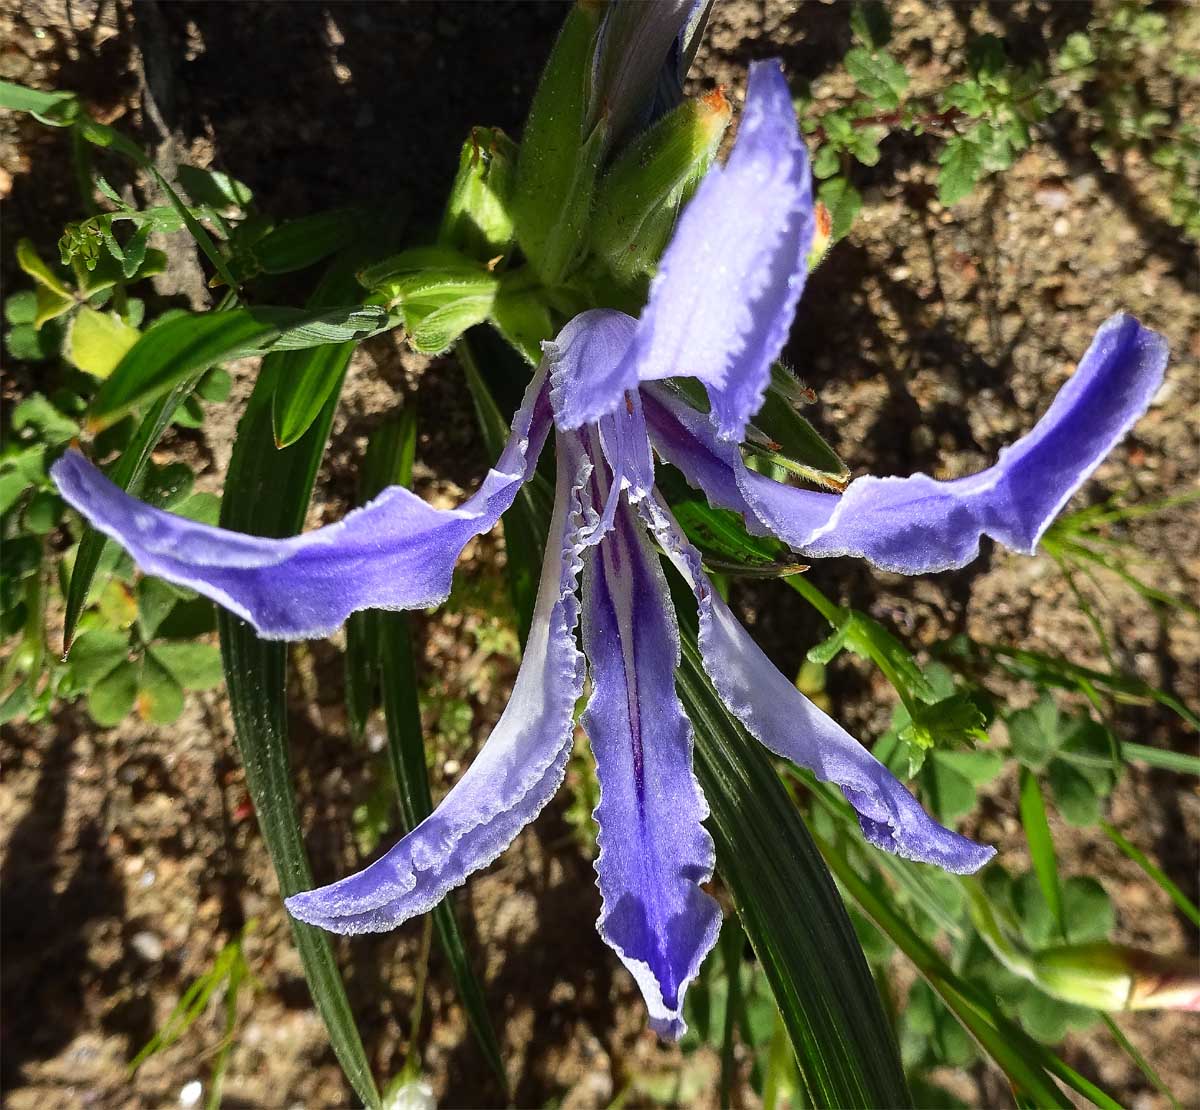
xmin=591 ymin=91 xmax=732 ymax=281
xmin=439 ymin=127 xmax=518 ymax=262
xmin=510 ymin=1 xmax=605 ymax=284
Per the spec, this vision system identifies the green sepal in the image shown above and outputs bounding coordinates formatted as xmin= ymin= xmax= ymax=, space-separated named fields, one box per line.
xmin=591 ymin=92 xmax=731 ymax=281
xmin=439 ymin=127 xmax=518 ymax=262
xmin=511 ymin=1 xmax=605 ymax=284
xmin=363 ymin=246 xmax=499 ymax=354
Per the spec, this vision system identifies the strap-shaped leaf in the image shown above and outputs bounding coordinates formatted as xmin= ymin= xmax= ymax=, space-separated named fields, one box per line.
xmin=672 ymin=585 xmax=912 ymax=1109
xmin=349 ymin=407 xmax=509 ymax=1093
xmin=815 ymin=827 xmax=1116 ymax=1109
xmin=217 ymin=341 xmax=380 ymax=1109
xmin=86 ymin=305 xmax=397 ymax=430
xmin=272 ymin=261 xmax=372 ymax=448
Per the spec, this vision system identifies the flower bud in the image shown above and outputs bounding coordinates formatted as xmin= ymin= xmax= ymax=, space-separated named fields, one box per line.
xmin=511 ymin=1 xmax=606 ymax=284
xmin=586 ymin=0 xmax=699 ymax=150
xmin=439 ymin=126 xmax=518 ymax=263
xmin=1033 ymin=942 xmax=1200 ymax=1012
xmin=590 ymin=89 xmax=731 ymax=282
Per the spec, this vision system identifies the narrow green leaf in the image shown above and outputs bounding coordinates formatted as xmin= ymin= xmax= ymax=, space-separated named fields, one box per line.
xmin=252 ymin=209 xmax=361 ymax=275
xmin=175 ymin=164 xmax=254 ymax=210
xmin=350 ymin=406 xmax=508 ymax=1094
xmin=1122 ymin=741 xmax=1200 ymax=775
xmin=87 ymin=305 xmax=394 ymax=429
xmin=949 ymin=640 xmax=1200 ymax=730
xmin=1100 ymin=821 xmax=1200 ymax=928
xmin=379 ymin=610 xmax=510 ymax=1097
xmin=216 ymin=335 xmax=379 ymax=1109
xmin=718 ymin=921 xmax=743 ymax=1107
xmin=1098 ymin=1013 xmax=1181 ymax=1110
xmin=817 ymin=838 xmax=1114 ymax=1109
xmin=0 ymin=79 xmax=81 ymax=125
xmin=1019 ymin=767 xmax=1065 ymax=939
xmin=673 ymin=591 xmax=911 ymax=1109
xmin=85 ymin=311 xmax=275 ymax=431
xmin=272 ymin=261 xmax=371 ymax=447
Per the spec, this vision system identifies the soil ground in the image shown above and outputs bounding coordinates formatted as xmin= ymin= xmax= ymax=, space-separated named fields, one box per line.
xmin=2 ymin=2 xmax=1197 ymax=1108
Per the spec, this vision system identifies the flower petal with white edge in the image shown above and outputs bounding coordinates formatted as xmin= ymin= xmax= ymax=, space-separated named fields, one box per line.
xmin=645 ymin=313 xmax=1170 ymax=575
xmin=582 ymin=496 xmax=720 ymax=1039
xmin=285 ymin=441 xmax=592 ymax=932
xmin=639 ymin=494 xmax=995 ymax=874
xmin=52 ymin=366 xmax=554 ymax=640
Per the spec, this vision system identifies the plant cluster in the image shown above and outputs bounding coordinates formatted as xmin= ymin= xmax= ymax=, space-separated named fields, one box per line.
xmin=800 ymin=0 xmax=1200 ymax=241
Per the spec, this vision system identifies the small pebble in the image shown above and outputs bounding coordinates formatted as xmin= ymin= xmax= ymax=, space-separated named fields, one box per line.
xmin=1034 ymin=185 xmax=1070 ymax=211
xmin=179 ymin=1080 xmax=203 ymax=1108
xmin=130 ymin=931 xmax=164 ymax=962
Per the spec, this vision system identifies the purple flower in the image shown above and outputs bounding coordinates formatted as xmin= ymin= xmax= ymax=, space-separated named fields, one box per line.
xmin=52 ymin=60 xmax=1169 ymax=1038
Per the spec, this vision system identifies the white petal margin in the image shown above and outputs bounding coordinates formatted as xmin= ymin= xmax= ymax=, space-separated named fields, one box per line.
xmin=285 ymin=440 xmax=593 ymax=932
xmin=638 ymin=495 xmax=995 ymax=874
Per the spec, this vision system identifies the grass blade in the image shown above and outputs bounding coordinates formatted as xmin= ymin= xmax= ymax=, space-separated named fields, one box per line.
xmin=1019 ymin=767 xmax=1065 ymax=939
xmin=1121 ymin=742 xmax=1200 ymax=775
xmin=1101 ymin=821 xmax=1200 ymax=928
xmin=86 ymin=305 xmax=393 ymax=430
xmin=1099 ymin=1013 xmax=1180 ymax=1110
xmin=816 ymin=834 xmax=1119 ymax=1110
xmin=969 ymin=642 xmax=1200 ymax=731
xmin=217 ymin=336 xmax=379 ymax=1108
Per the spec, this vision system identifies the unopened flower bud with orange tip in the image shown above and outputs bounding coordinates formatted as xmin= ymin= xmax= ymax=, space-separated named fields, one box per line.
xmin=1032 ymin=942 xmax=1200 ymax=1012
xmin=805 ymin=199 xmax=833 ymax=271
xmin=590 ymin=88 xmax=732 ymax=281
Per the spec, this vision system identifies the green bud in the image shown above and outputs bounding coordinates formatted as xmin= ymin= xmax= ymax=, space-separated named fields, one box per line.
xmin=511 ymin=1 xmax=606 ymax=285
xmin=439 ymin=127 xmax=519 ymax=263
xmin=361 ymin=246 xmax=498 ymax=355
xmin=1033 ymin=942 xmax=1200 ymax=1012
xmin=590 ymin=90 xmax=732 ymax=282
